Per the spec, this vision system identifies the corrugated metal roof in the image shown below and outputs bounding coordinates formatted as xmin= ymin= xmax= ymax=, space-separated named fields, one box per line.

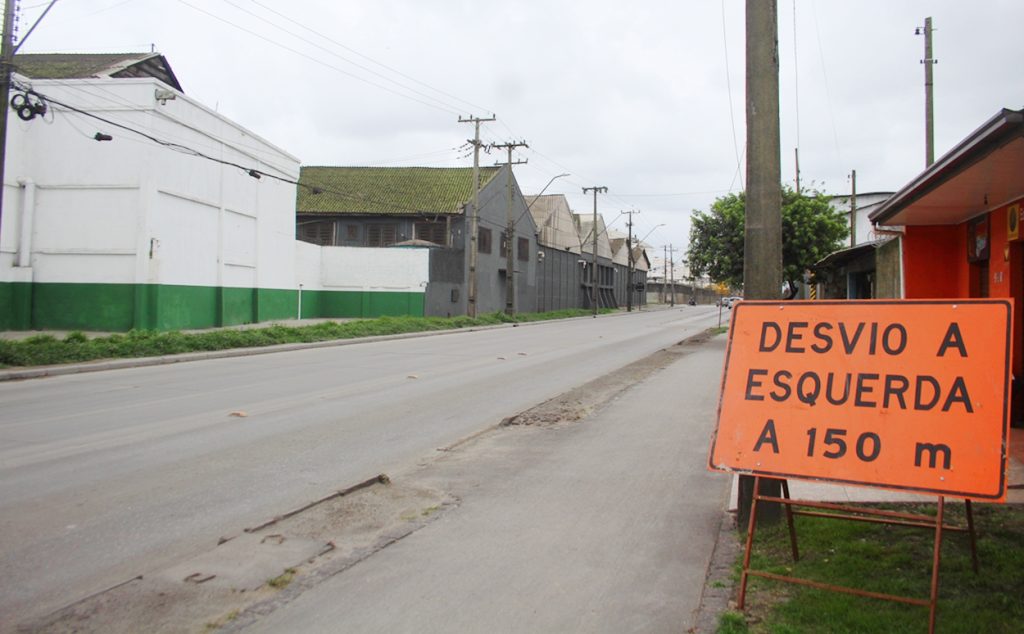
xmin=297 ymin=166 xmax=500 ymax=215
xmin=13 ymin=52 xmax=183 ymax=91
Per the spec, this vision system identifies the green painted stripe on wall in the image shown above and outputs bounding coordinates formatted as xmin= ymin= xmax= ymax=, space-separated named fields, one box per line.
xmin=0 ymin=282 xmax=424 ymax=332
xmin=0 ymin=282 xmax=32 ymax=330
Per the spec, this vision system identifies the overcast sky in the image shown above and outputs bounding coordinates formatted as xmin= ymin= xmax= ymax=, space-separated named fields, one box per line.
xmin=17 ymin=0 xmax=1024 ymax=257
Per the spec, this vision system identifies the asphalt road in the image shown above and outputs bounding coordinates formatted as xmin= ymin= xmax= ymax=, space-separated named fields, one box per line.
xmin=244 ymin=336 xmax=731 ymax=633
xmin=0 ymin=306 xmax=721 ymax=627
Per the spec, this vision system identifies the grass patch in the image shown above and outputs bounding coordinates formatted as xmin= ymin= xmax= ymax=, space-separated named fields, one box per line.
xmin=205 ymin=609 xmax=240 ymax=630
xmin=0 ymin=309 xmax=611 ymax=367
xmin=729 ymin=503 xmax=1024 ymax=633
xmin=717 ymin=611 xmax=750 ymax=634
xmin=266 ymin=568 xmax=297 ymax=589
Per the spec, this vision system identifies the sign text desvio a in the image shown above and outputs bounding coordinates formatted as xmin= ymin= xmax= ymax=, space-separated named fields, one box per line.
xmin=708 ymin=300 xmax=1013 ymax=501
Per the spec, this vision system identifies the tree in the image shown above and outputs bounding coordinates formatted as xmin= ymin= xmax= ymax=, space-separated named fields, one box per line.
xmin=687 ymin=187 xmax=847 ymax=295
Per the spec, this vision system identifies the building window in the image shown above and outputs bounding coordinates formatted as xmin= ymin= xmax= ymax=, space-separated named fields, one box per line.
xmin=367 ymin=223 xmax=398 ymax=247
xmin=415 ymin=221 xmax=447 ymax=245
xmin=478 ymin=227 xmax=492 ymax=254
xmin=345 ymin=224 xmax=359 ymax=241
xmin=298 ymin=220 xmax=334 ymax=246
xmin=517 ymin=237 xmax=529 ymax=262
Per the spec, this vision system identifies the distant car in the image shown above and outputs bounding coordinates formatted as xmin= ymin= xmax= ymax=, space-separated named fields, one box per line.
xmin=721 ymin=296 xmax=743 ymax=309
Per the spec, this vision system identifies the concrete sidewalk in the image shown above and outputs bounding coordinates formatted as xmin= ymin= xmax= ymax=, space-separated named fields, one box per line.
xmin=239 ymin=335 xmax=733 ymax=632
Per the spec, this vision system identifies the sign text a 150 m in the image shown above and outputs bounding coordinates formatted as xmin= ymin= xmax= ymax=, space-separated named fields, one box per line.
xmin=708 ymin=300 xmax=1012 ymax=501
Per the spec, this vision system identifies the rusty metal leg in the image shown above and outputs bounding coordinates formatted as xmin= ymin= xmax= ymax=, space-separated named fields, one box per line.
xmin=781 ymin=479 xmax=799 ymax=562
xmin=928 ymin=496 xmax=945 ymax=634
xmin=738 ymin=476 xmax=762 ymax=610
xmin=965 ymin=499 xmax=979 ymax=574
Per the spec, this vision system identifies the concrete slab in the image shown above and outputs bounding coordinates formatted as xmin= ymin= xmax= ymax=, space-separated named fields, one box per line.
xmin=157 ymin=532 xmax=327 ymax=592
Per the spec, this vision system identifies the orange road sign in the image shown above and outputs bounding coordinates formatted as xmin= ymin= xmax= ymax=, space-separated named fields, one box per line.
xmin=708 ymin=300 xmax=1013 ymax=501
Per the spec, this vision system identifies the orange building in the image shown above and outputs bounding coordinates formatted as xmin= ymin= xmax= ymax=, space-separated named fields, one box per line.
xmin=871 ymin=108 xmax=1024 ymax=425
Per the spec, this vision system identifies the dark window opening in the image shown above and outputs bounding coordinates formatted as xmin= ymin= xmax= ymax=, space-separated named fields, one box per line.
xmin=415 ymin=221 xmax=447 ymax=245
xmin=298 ymin=220 xmax=334 ymax=246
xmin=367 ymin=224 xmax=398 ymax=247
xmin=478 ymin=227 xmax=492 ymax=254
xmin=517 ymin=237 xmax=529 ymax=262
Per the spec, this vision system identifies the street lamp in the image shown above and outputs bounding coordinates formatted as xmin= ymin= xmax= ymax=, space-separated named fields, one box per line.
xmin=636 ymin=224 xmax=665 ymax=246
xmin=524 ymin=173 xmax=570 ymax=215
xmin=505 ymin=173 xmax=570 ymax=317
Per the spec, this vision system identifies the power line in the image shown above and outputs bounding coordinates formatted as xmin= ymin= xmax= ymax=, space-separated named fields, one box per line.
xmin=720 ymin=0 xmax=743 ymax=190
xmin=175 ymin=0 xmax=462 ymax=116
xmin=246 ymin=0 xmax=491 ymax=116
xmin=17 ymin=84 xmax=484 ymax=216
xmin=809 ymin=0 xmax=842 ymax=162
xmin=215 ymin=0 xmax=473 ymax=116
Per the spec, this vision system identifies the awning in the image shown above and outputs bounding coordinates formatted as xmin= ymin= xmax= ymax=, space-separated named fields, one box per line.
xmin=870 ymin=108 xmax=1024 ymax=227
xmin=814 ymin=238 xmax=894 ymax=269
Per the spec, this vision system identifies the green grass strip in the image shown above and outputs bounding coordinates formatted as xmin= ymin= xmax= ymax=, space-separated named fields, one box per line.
xmin=0 ymin=309 xmax=613 ymax=367
xmin=721 ymin=503 xmax=1024 ymax=633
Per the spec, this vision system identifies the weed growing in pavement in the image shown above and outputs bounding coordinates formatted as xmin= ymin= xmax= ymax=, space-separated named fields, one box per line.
xmin=0 ymin=309 xmax=612 ymax=367
xmin=266 ymin=568 xmax=297 ymax=589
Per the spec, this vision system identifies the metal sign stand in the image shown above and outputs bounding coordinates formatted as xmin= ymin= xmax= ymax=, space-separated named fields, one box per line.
xmin=737 ymin=476 xmax=978 ymax=634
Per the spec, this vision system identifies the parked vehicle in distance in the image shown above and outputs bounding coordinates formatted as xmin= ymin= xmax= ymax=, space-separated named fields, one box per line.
xmin=719 ymin=296 xmax=743 ymax=309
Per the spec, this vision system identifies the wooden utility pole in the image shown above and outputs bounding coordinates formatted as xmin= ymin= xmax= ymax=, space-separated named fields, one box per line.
xmin=583 ymin=186 xmax=607 ymax=317
xmin=492 ymin=140 xmax=528 ymax=316
xmin=458 ymin=115 xmax=496 ymax=317
xmin=920 ymin=17 xmax=936 ymax=167
xmin=740 ymin=0 xmax=783 ymax=526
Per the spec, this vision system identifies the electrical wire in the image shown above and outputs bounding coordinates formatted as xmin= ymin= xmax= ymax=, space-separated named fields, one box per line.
xmin=20 ymin=76 xmax=298 ymax=173
xmin=215 ymin=0 xmax=470 ymax=116
xmin=810 ymin=0 xmax=842 ymax=162
xmin=792 ymin=0 xmax=801 ymax=151
xmin=721 ymin=0 xmax=743 ymax=191
xmin=245 ymin=0 xmax=491 ymax=116
xmin=175 ymin=0 xmax=462 ymax=117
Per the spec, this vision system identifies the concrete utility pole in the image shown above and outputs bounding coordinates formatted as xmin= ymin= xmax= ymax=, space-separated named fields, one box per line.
xmin=0 ymin=0 xmax=58 ymax=255
xmin=624 ymin=209 xmax=638 ymax=312
xmin=850 ymin=169 xmax=857 ymax=247
xmin=666 ymin=244 xmax=678 ymax=307
xmin=794 ymin=147 xmax=801 ymax=195
xmin=740 ymin=0 xmax=784 ymax=526
xmin=662 ymin=245 xmax=668 ymax=304
xmin=582 ymin=186 xmax=607 ymax=317
xmin=458 ymin=115 xmax=496 ymax=318
xmin=918 ymin=17 xmax=936 ymax=167
xmin=0 ymin=0 xmax=15 ymax=249
xmin=492 ymin=140 xmax=528 ymax=316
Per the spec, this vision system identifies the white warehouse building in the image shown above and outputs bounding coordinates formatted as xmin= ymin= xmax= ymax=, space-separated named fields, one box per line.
xmin=0 ymin=53 xmax=429 ymax=331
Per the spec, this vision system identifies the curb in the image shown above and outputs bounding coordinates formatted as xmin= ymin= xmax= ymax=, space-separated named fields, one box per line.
xmin=0 ymin=308 xmax=690 ymax=382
